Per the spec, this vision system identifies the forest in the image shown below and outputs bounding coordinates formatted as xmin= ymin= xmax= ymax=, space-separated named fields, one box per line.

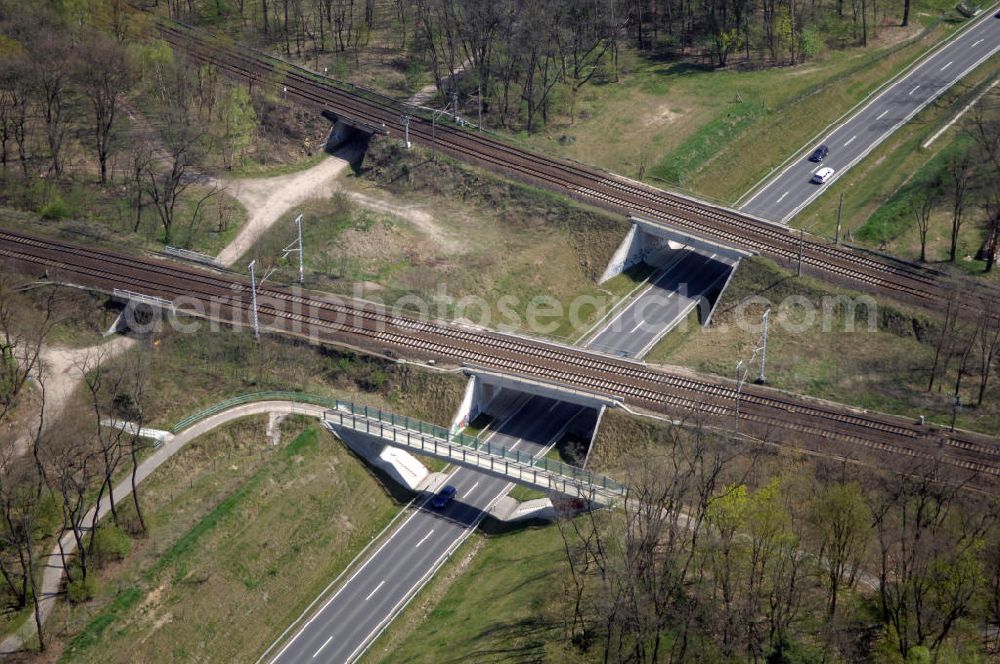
xmin=159 ymin=0 xmax=928 ymax=131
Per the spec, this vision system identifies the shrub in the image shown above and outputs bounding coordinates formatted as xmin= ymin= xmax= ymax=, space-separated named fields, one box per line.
xmin=67 ymin=576 xmax=97 ymax=603
xmin=39 ymin=197 xmax=74 ymax=221
xmin=91 ymin=524 xmax=133 ymax=567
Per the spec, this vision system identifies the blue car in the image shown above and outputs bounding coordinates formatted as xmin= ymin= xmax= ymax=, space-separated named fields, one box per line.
xmin=431 ymin=485 xmax=457 ymax=509
xmin=808 ymin=145 xmax=829 ymax=162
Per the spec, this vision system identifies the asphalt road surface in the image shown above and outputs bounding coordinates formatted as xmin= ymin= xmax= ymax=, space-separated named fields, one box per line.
xmin=268 ymin=395 xmax=584 ymax=664
xmin=586 ymin=249 xmax=735 ymax=358
xmin=741 ymin=8 xmax=1000 ymax=223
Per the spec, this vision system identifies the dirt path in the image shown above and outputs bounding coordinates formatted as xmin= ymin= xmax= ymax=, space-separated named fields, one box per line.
xmin=409 ymin=59 xmax=472 ymax=106
xmin=216 ymin=156 xmax=352 ymax=266
xmin=11 ymin=336 xmax=137 ymax=456
xmin=344 ymin=190 xmax=463 ymax=252
xmin=41 ymin=337 xmax=136 ymax=421
xmin=216 ymin=153 xmax=465 ymax=266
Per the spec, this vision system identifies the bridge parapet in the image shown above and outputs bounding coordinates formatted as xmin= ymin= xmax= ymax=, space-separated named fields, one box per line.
xmin=324 ymin=400 xmax=625 ymax=505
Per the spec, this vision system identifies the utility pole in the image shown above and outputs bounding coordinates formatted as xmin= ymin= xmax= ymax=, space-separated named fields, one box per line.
xmin=835 ymin=192 xmax=844 ymax=245
xmin=756 ymin=308 xmax=770 ymax=384
xmin=400 ymin=113 xmax=412 ymax=149
xmin=797 ymin=227 xmax=805 ymax=277
xmin=735 ymin=360 xmax=746 ymax=433
xmin=431 ymin=107 xmax=447 ymax=161
xmin=248 ymin=259 xmax=260 ymax=340
xmin=477 ymin=77 xmax=482 ymax=131
xmin=951 ymin=395 xmax=960 ymax=432
xmin=293 ymin=213 xmax=304 ymax=285
xmin=450 ymin=89 xmax=459 ymax=123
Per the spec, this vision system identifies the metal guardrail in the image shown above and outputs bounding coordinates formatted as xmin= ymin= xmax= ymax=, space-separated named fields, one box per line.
xmin=164 ymin=246 xmax=223 ymax=267
xmin=326 ymin=400 xmax=626 ymax=503
xmin=169 ymin=393 xmax=627 ymax=502
xmin=170 ymin=391 xmax=338 ymax=434
xmin=111 ymin=289 xmax=176 ymax=313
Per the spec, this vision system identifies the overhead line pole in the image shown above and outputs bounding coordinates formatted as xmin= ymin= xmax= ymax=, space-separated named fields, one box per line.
xmin=295 ymin=214 xmax=304 ymax=285
xmin=757 ymin=308 xmax=770 ymax=384
xmin=248 ymin=259 xmax=260 ymax=340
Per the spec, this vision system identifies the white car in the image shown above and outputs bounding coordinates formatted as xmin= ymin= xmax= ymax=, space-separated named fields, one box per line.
xmin=811 ymin=166 xmax=835 ymax=184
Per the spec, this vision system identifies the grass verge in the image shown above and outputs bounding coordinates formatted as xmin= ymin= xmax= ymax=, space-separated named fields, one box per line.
xmin=361 ymin=526 xmax=568 ymax=664
xmin=645 ymin=256 xmax=1000 ymax=435
xmin=59 ymin=423 xmax=400 ymax=663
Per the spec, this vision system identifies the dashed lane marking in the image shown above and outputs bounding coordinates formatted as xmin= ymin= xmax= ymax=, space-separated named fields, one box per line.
xmin=364 ymin=581 xmax=386 ymax=602
xmin=312 ymin=637 xmax=333 ymax=658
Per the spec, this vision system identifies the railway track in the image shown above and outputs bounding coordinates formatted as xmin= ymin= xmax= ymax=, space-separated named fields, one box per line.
xmin=1 ymin=230 xmax=997 ymax=489
xmin=150 ymin=19 xmax=1000 ymax=318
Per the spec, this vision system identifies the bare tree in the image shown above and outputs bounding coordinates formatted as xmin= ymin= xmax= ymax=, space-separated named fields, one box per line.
xmin=127 ymin=140 xmax=154 ymax=234
xmin=41 ymin=412 xmax=98 ymax=584
xmin=30 ymin=34 xmax=70 ymax=178
xmin=0 ymin=56 xmax=31 ymax=177
xmin=928 ymin=292 xmax=960 ymax=393
xmin=976 ymin=298 xmax=1000 ymax=406
xmin=0 ymin=425 xmax=48 ymax=650
xmin=871 ymin=467 xmax=994 ymax=657
xmin=945 ymin=150 xmax=975 ymax=263
xmin=76 ymin=32 xmax=133 ymax=185
xmin=807 ymin=482 xmax=870 ymax=620
xmin=146 ymin=126 xmax=204 ymax=245
xmin=0 ymin=280 xmax=61 ymax=425
xmin=911 ymin=186 xmax=938 ymax=263
xmin=980 ymin=191 xmax=1000 ymax=274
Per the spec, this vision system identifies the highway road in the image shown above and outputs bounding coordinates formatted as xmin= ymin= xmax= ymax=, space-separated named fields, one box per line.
xmin=586 ymin=249 xmax=736 ymax=358
xmin=741 ymin=8 xmax=1000 ymax=223
xmin=268 ymin=395 xmax=584 ymax=664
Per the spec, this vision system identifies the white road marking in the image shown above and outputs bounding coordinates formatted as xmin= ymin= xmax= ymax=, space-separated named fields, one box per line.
xmin=312 ymin=637 xmax=333 ymax=658
xmin=972 ymin=38 xmax=984 ymax=47
xmin=629 ymin=319 xmax=645 ymax=334
xmin=876 ymin=110 xmax=889 ymax=120
xmin=776 ymin=191 xmax=789 ymax=203
xmin=415 ymin=530 xmax=435 ymax=548
xmin=467 ymin=481 xmax=479 ymax=498
xmin=908 ymin=85 xmax=920 ymax=96
xmin=940 ymin=61 xmax=952 ymax=72
xmin=810 ymin=165 xmax=820 ymax=174
xmin=844 ymin=135 xmax=857 ymax=146
xmin=364 ymin=581 xmax=386 ymax=601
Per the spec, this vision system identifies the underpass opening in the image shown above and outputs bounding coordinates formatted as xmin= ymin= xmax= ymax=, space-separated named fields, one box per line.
xmin=451 ymin=367 xmax=616 ymax=472
xmin=321 ymin=110 xmax=386 ymax=168
xmin=590 ymin=216 xmax=749 ymax=358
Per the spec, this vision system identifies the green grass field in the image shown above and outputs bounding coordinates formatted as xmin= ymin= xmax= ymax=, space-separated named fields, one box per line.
xmin=58 ymin=424 xmax=401 ymax=663
xmin=510 ymin=12 xmax=973 ymax=204
xmin=645 ymin=257 xmax=1000 ymax=435
xmin=245 ymin=149 xmax=647 ymax=345
xmin=362 ymin=526 xmax=570 ymax=664
xmin=792 ymin=64 xmax=999 ymax=279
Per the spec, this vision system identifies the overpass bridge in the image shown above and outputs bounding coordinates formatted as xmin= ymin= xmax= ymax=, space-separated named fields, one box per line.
xmin=323 ymin=400 xmax=625 ymax=506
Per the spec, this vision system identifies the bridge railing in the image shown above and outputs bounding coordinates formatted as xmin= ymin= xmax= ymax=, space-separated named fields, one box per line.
xmin=327 ymin=399 xmax=626 ymax=502
xmin=171 ymin=391 xmax=338 ymax=434
xmin=168 ymin=393 xmax=626 ymax=501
